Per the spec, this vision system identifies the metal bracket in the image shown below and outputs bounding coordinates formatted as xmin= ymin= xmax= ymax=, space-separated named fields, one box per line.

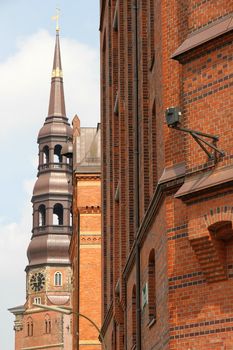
xmin=170 ymin=125 xmax=225 ymax=161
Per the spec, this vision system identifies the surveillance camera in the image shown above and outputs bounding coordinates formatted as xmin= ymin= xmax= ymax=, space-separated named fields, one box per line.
xmin=165 ymin=107 xmax=181 ymax=127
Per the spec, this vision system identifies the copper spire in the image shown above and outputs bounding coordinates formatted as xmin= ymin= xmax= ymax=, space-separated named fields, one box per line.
xmin=47 ymin=29 xmax=66 ymax=118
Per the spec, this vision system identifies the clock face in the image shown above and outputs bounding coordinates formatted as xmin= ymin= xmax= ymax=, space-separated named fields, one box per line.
xmin=30 ymin=272 xmax=45 ymax=292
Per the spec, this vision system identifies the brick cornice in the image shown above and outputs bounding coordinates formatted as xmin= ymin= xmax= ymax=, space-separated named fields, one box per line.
xmin=75 ymin=173 xmax=101 ymax=181
xmin=80 ymin=235 xmax=101 ymax=245
xmin=171 ymin=14 xmax=233 ymax=61
xmin=123 ymin=176 xmax=185 ymax=280
xmin=100 ymin=300 xmax=113 ymax=337
xmin=79 ymin=206 xmax=101 ymax=214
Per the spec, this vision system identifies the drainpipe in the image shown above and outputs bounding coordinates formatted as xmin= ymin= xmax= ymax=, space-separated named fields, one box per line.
xmin=77 ymin=208 xmax=80 ymax=350
xmin=133 ymin=0 xmax=141 ymax=349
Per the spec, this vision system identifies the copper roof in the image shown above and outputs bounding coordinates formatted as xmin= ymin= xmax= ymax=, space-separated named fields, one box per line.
xmin=33 ymin=172 xmax=72 ymax=197
xmin=175 ymin=164 xmax=233 ymax=199
xmin=27 ymin=234 xmax=71 ymax=266
xmin=47 ymin=31 xmax=66 ymax=118
xmin=159 ymin=162 xmax=185 ymax=184
xmin=171 ymin=14 xmax=233 ymax=60
xmin=38 ymin=121 xmax=72 ymax=140
xmin=74 ymin=125 xmax=101 ymax=172
xmin=27 ymin=30 xmax=72 ymax=269
xmin=52 ymin=32 xmax=62 ymax=74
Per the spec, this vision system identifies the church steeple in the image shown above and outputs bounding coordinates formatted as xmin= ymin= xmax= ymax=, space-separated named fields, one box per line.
xmin=10 ymin=20 xmax=73 ymax=350
xmin=48 ymin=29 xmax=66 ymax=119
xmin=27 ymin=27 xmax=73 ymax=268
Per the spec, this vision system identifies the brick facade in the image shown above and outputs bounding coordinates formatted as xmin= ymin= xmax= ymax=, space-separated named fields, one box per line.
xmin=11 ymin=302 xmax=72 ymax=350
xmin=70 ymin=117 xmax=102 ymax=350
xmin=100 ymin=1 xmax=233 ymax=349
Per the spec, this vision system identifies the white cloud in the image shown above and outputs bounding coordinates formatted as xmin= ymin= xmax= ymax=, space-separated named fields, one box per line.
xmin=0 ymin=29 xmax=100 ymax=143
xmin=0 ymin=30 xmax=100 ymax=350
xmin=0 ymin=183 xmax=32 ymax=350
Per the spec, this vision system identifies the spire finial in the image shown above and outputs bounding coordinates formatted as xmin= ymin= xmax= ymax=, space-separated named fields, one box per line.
xmin=48 ymin=10 xmax=66 ymax=118
xmin=52 ymin=8 xmax=61 ymax=32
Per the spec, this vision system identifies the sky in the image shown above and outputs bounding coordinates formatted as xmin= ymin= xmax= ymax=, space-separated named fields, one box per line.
xmin=0 ymin=1 xmax=100 ymax=349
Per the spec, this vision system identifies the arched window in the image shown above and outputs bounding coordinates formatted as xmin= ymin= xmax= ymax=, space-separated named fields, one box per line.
xmin=38 ymin=204 xmax=46 ymax=226
xmin=70 ymin=209 xmax=73 ymax=227
xmin=33 ymin=297 xmax=41 ymax=305
xmin=42 ymin=146 xmax=49 ymax=165
xmin=54 ymin=271 xmax=62 ymax=286
xmin=148 ymin=249 xmax=156 ymax=323
xmin=53 ymin=204 xmax=63 ymax=225
xmin=27 ymin=317 xmax=33 ymax=337
xmin=54 ymin=144 xmax=62 ymax=165
xmin=45 ymin=315 xmax=51 ymax=334
xmin=132 ymin=285 xmax=136 ymax=347
xmin=209 ymin=220 xmax=233 ymax=242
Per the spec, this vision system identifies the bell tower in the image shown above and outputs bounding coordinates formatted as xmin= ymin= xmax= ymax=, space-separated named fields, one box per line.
xmin=9 ymin=27 xmax=73 ymax=350
xmin=26 ymin=23 xmax=73 ymax=312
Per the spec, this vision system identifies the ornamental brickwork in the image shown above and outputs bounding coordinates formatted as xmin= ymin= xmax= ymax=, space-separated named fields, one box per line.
xmin=70 ymin=117 xmax=101 ymax=350
xmin=100 ymin=1 xmax=233 ymax=349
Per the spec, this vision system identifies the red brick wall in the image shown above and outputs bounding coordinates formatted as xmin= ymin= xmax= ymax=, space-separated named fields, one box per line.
xmin=70 ymin=174 xmax=79 ymax=350
xmin=100 ymin=0 xmax=233 ymax=349
xmin=13 ymin=263 xmax=72 ymax=350
xmin=71 ymin=173 xmax=102 ymax=350
xmin=79 ymin=246 xmax=101 ymax=349
xmin=188 ymin=0 xmax=232 ymax=34
xmin=15 ymin=311 xmax=65 ymax=349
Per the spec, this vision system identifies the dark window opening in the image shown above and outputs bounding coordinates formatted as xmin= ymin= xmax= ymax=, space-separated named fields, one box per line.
xmin=54 ymin=144 xmax=62 ymax=165
xmin=45 ymin=316 xmax=51 ymax=334
xmin=27 ymin=318 xmax=33 ymax=337
xmin=54 ymin=271 xmax=62 ymax=286
xmin=53 ymin=203 xmax=63 ymax=225
xmin=38 ymin=204 xmax=46 ymax=226
xmin=148 ymin=249 xmax=156 ymax=323
xmin=42 ymin=145 xmax=49 ymax=165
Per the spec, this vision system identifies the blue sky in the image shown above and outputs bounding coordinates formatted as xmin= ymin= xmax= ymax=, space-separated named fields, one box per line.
xmin=0 ymin=1 xmax=99 ymax=60
xmin=0 ymin=1 xmax=100 ymax=349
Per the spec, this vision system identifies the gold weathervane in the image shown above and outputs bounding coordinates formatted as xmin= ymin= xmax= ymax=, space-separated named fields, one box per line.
xmin=51 ymin=8 xmax=63 ymax=78
xmin=52 ymin=8 xmax=61 ymax=32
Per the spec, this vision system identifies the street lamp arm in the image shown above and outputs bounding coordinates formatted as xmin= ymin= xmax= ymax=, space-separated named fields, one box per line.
xmin=71 ymin=311 xmax=106 ymax=350
xmin=32 ymin=303 xmax=72 ymax=314
xmin=32 ymin=303 xmax=106 ymax=350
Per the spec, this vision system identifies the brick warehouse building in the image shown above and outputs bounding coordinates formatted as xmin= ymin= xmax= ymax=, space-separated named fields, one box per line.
xmin=70 ymin=116 xmax=102 ymax=350
xmin=9 ymin=26 xmax=102 ymax=350
xmin=100 ymin=1 xmax=233 ymax=349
